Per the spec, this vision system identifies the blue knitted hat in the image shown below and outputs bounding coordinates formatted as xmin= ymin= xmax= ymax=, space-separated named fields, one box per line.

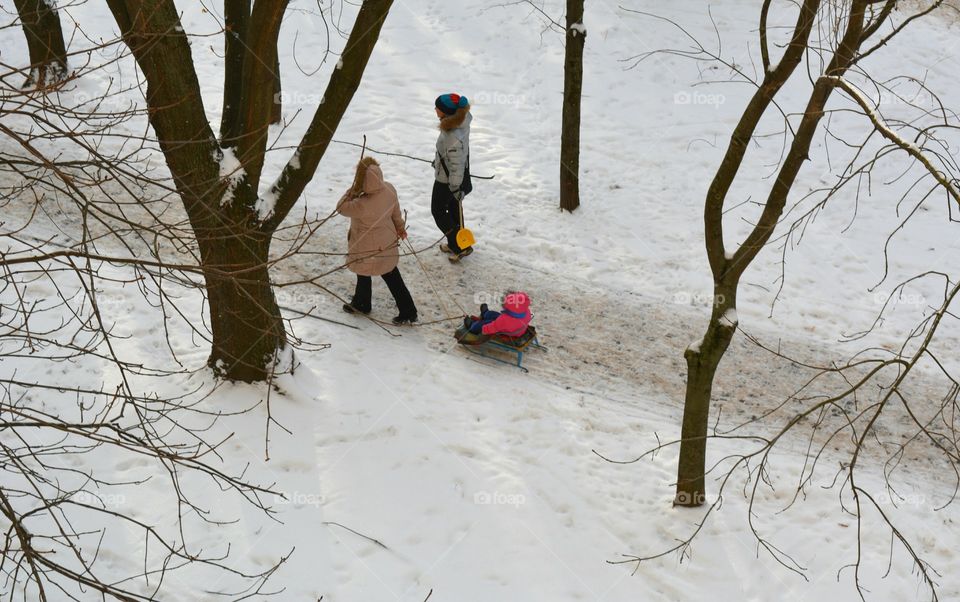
xmin=436 ymin=93 xmax=469 ymax=115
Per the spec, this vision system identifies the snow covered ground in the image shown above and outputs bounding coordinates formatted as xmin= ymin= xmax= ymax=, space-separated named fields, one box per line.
xmin=2 ymin=0 xmax=960 ymax=600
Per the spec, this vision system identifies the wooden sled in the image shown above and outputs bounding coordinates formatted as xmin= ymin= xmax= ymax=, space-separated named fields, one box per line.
xmin=454 ymin=324 xmax=547 ymax=373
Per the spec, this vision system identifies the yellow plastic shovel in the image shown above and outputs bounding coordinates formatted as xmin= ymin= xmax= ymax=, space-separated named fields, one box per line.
xmin=456 ymin=199 xmax=475 ymax=249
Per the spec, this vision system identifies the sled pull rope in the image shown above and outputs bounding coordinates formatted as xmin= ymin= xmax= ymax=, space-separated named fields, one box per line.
xmin=401 ymin=213 xmax=466 ymax=321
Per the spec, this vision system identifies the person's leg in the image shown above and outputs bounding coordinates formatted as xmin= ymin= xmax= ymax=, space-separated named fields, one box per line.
xmin=348 ymin=274 xmax=372 ymax=312
xmin=469 ymin=310 xmax=500 ymax=334
xmin=431 ymin=181 xmax=458 ymax=251
xmin=381 ymin=268 xmax=417 ymax=318
xmin=446 ymin=188 xmax=463 ymax=254
xmin=481 ymin=310 xmax=501 ymax=322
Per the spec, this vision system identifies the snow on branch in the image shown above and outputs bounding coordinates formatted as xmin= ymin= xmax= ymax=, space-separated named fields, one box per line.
xmin=825 ymin=75 xmax=960 ymax=209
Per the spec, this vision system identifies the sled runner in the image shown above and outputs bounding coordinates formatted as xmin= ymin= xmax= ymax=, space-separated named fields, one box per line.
xmin=454 ymin=323 xmax=546 ymax=373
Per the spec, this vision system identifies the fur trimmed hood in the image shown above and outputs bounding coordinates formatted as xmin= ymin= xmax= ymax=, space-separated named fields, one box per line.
xmin=439 ymin=106 xmax=471 ymax=131
xmin=351 ymin=156 xmax=383 ymax=196
xmin=336 ymin=157 xmax=404 ymax=277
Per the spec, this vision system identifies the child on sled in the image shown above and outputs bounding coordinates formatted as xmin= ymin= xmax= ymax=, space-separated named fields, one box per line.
xmin=462 ymin=291 xmax=532 ymax=339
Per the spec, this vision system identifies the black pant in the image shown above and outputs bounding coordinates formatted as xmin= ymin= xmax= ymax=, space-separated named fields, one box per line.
xmin=431 ymin=181 xmax=462 ymax=253
xmin=353 ymin=267 xmax=417 ymax=317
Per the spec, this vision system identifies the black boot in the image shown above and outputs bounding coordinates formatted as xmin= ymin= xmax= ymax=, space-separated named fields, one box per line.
xmin=346 ymin=276 xmax=373 ymax=315
xmin=382 ymin=268 xmax=417 ymax=325
xmin=342 ymin=299 xmax=370 ymax=315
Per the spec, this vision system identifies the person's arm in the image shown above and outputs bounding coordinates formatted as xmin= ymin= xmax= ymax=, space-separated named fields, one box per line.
xmin=390 ymin=188 xmax=406 ymax=239
xmin=336 ymin=190 xmax=363 ymax=218
xmin=443 ymin=135 xmax=466 ymax=195
xmin=480 ymin=317 xmax=503 ymax=336
xmin=480 ymin=312 xmax=508 ymax=336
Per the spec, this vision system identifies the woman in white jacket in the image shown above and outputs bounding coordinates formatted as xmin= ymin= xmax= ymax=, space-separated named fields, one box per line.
xmin=432 ymin=93 xmax=473 ymax=261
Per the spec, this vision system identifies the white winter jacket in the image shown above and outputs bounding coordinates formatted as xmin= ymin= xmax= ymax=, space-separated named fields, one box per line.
xmin=434 ymin=111 xmax=472 ymax=192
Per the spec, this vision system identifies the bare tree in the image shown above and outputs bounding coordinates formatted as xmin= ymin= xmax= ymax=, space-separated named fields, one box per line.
xmin=100 ymin=0 xmax=394 ymax=382
xmin=560 ymin=0 xmax=585 ymax=212
xmin=602 ymin=0 xmax=960 ymax=598
xmin=13 ymin=0 xmax=69 ymax=87
xmin=0 ymin=58 xmax=294 ymax=596
xmin=488 ymin=0 xmax=584 ymax=211
xmin=605 ymin=272 xmax=960 ymax=599
xmin=0 ymin=3 xmax=406 ymax=591
xmin=638 ymin=0 xmax=907 ymax=507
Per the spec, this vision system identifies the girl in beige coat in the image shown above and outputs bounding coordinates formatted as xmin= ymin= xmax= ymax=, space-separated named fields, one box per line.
xmin=337 ymin=158 xmax=418 ymax=324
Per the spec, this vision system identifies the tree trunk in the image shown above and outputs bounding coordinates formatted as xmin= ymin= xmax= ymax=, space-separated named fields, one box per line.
xmin=14 ymin=0 xmax=68 ymax=88
xmin=675 ymin=290 xmax=737 ymax=506
xmin=271 ymin=57 xmax=282 ymax=125
xmin=220 ymin=0 xmax=250 ymax=144
xmin=107 ymin=0 xmax=283 ymax=382
xmin=559 ymin=0 xmax=584 ymax=213
xmin=200 ymin=227 xmax=285 ymax=382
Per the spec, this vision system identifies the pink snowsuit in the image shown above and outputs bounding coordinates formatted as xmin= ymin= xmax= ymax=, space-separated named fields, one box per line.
xmin=482 ymin=292 xmax=532 ymax=337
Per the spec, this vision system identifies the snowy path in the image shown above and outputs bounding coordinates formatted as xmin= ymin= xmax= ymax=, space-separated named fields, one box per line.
xmin=285 ymin=227 xmax=927 ymax=446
